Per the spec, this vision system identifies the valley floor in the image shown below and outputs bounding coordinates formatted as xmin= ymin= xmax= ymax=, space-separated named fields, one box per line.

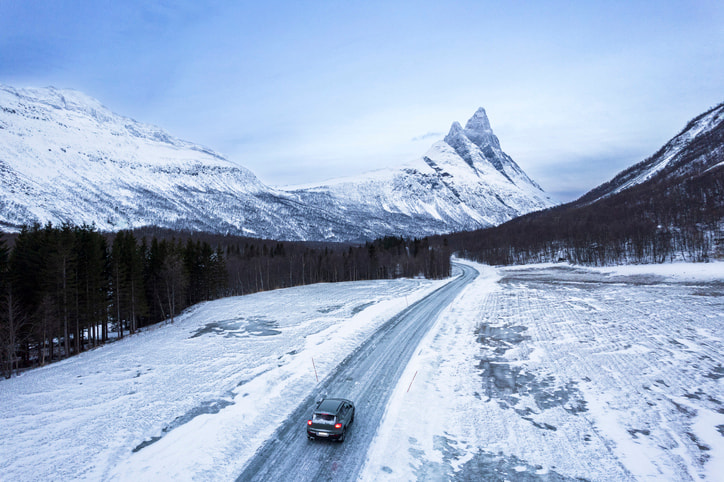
xmin=1 ymin=260 xmax=722 ymax=481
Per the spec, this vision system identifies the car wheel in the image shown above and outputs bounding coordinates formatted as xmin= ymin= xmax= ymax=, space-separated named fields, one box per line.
xmin=350 ymin=411 xmax=354 ymax=424
xmin=338 ymin=430 xmax=346 ymax=443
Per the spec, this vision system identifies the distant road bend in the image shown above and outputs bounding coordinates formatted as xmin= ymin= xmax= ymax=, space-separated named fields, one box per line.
xmin=237 ymin=262 xmax=479 ymax=481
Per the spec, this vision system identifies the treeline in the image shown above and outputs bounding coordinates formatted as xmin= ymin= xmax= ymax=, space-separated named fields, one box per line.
xmin=0 ymin=225 xmax=449 ymax=377
xmin=223 ymin=234 xmax=450 ymax=294
xmin=438 ymin=162 xmax=723 ymax=266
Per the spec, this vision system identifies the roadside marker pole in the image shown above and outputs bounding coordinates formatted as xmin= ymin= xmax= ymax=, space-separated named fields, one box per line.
xmin=407 ymin=370 xmax=418 ymax=393
xmin=312 ymin=357 xmax=319 ymax=382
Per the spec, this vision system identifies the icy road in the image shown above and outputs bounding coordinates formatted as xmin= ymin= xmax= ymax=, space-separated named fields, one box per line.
xmin=237 ymin=263 xmax=478 ymax=481
xmin=1 ymin=260 xmax=722 ymax=481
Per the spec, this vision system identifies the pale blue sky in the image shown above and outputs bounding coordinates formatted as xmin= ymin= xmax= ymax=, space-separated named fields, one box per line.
xmin=1 ymin=0 xmax=722 ymax=201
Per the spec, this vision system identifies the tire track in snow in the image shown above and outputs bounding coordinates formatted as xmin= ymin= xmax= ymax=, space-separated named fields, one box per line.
xmin=491 ymin=271 xmax=724 ymax=480
xmin=492 ymin=277 xmax=630 ymax=479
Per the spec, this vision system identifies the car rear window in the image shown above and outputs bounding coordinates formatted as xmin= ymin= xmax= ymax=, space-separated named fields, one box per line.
xmin=317 ymin=399 xmax=344 ymax=412
xmin=312 ymin=413 xmax=335 ymax=424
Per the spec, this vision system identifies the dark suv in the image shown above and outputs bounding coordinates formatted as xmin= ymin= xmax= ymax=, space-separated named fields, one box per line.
xmin=306 ymin=398 xmax=355 ymax=442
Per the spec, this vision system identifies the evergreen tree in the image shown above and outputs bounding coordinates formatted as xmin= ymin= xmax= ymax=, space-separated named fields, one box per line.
xmin=74 ymin=226 xmax=108 ymax=347
xmin=160 ymin=239 xmax=187 ymax=323
xmin=111 ymin=230 xmax=146 ymax=335
xmin=144 ymin=236 xmax=166 ymax=323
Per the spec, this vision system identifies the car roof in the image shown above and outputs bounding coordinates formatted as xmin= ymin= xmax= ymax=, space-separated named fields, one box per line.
xmin=316 ymin=398 xmax=348 ymax=413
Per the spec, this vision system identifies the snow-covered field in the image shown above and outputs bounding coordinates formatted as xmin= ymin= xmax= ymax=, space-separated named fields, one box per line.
xmin=1 ymin=260 xmax=722 ymax=481
xmin=0 ymin=276 xmax=449 ymax=481
xmin=363 ymin=261 xmax=724 ymax=481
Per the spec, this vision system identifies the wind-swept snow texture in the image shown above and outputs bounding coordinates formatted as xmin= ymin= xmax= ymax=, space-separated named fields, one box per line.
xmin=363 ymin=261 xmax=724 ymax=481
xmin=0 ymin=84 xmax=553 ymax=240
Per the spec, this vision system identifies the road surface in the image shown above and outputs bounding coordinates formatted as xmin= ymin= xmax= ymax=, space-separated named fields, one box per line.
xmin=236 ymin=262 xmax=478 ymax=481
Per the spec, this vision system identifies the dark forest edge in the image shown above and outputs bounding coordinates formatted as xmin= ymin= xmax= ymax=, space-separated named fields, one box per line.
xmin=433 ymin=161 xmax=723 ymax=266
xmin=0 ymin=225 xmax=450 ymax=378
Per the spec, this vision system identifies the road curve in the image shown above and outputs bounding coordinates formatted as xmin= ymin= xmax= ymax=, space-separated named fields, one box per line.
xmin=236 ymin=262 xmax=479 ymax=481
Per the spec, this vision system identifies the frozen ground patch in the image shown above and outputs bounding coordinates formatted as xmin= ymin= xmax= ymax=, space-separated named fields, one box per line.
xmin=362 ymin=261 xmax=724 ymax=481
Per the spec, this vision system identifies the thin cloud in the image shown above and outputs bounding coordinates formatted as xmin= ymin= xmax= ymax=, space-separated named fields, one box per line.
xmin=412 ymin=132 xmax=443 ymax=142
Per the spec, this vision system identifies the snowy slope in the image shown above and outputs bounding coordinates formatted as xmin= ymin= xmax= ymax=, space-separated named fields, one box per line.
xmin=291 ymin=108 xmax=554 ymax=236
xmin=0 ymin=85 xmax=553 ymax=240
xmin=0 ymin=84 xmax=370 ymax=240
xmin=579 ymin=102 xmax=724 ymax=204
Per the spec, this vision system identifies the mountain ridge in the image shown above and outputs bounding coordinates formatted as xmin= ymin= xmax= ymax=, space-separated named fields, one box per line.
xmin=0 ymin=84 xmax=552 ymax=241
xmin=577 ymin=101 xmax=724 ymax=205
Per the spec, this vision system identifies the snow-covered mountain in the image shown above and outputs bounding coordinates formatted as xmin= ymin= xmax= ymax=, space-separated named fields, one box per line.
xmin=290 ymin=108 xmax=553 ymax=237
xmin=0 ymin=84 xmax=369 ymax=240
xmin=0 ymin=84 xmax=552 ymax=240
xmin=578 ymin=102 xmax=724 ymax=204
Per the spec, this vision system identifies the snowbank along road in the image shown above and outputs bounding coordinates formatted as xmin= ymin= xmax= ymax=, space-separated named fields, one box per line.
xmin=236 ymin=263 xmax=479 ymax=481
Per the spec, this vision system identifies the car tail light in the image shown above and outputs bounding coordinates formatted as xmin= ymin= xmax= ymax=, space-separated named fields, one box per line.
xmin=334 ymin=422 xmax=342 ymax=429
xmin=307 ymin=420 xmax=312 ymax=426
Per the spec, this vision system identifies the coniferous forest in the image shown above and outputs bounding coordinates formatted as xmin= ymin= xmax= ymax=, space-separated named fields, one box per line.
xmin=0 ymin=225 xmax=449 ymax=377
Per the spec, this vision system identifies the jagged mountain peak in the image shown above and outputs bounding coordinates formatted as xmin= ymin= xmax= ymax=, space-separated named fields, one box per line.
xmin=296 ymin=107 xmax=554 ymax=234
xmin=443 ymin=120 xmax=478 ymax=169
xmin=448 ymin=120 xmax=464 ymax=133
xmin=439 ymin=107 xmax=537 ymax=191
xmin=444 ymin=107 xmax=502 ymax=153
xmin=464 ymin=107 xmax=492 ymax=134
xmin=464 ymin=107 xmax=501 ymax=150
